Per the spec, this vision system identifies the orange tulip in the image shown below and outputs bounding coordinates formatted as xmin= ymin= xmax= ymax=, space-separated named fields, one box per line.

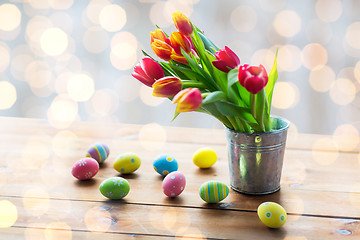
xmin=151 ymin=39 xmax=173 ymax=61
xmin=172 ymin=88 xmax=202 ymax=113
xmin=152 ymin=76 xmax=182 ymax=98
xmin=172 ymin=11 xmax=193 ymax=36
xmin=150 ymin=29 xmax=171 ymax=45
xmin=170 ymin=50 xmax=188 ymax=64
xmin=170 ymin=31 xmax=192 ymax=55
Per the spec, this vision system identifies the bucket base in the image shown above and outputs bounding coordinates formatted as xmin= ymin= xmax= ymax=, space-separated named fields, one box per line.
xmin=230 ymin=185 xmax=280 ymax=195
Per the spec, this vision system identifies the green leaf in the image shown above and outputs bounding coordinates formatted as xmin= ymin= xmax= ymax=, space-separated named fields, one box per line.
xmin=198 ymin=31 xmax=219 ymax=54
xmin=214 ymin=101 xmax=257 ymax=124
xmin=265 ymin=49 xmax=278 ymax=112
xmin=202 ymin=91 xmax=226 ymax=104
xmin=171 ymin=112 xmax=180 ymax=122
xmin=227 ymin=68 xmax=239 ymax=88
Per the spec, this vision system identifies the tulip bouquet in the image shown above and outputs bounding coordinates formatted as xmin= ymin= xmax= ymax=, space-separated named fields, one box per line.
xmin=132 ymin=11 xmax=278 ymax=133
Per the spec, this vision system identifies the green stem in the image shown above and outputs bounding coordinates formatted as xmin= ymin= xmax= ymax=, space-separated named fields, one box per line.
xmin=250 ymin=93 xmax=256 ymax=117
xmin=182 ymin=81 xmax=206 ymax=89
xmin=237 ymin=118 xmax=251 ymax=133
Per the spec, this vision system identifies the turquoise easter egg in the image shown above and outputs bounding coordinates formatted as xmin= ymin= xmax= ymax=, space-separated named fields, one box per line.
xmin=153 ymin=154 xmax=178 ymax=176
xmin=99 ymin=177 xmax=130 ymax=200
xmin=199 ymin=180 xmax=229 ymax=203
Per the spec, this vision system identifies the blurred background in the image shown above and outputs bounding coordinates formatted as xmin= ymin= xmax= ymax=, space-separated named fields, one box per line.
xmin=0 ymin=0 xmax=359 ymax=137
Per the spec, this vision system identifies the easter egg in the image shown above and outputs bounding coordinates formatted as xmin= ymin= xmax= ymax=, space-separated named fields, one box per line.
xmin=199 ymin=180 xmax=229 ymax=203
xmin=257 ymin=202 xmax=287 ymax=228
xmin=86 ymin=143 xmax=110 ymax=164
xmin=113 ymin=152 xmax=141 ymax=174
xmin=153 ymin=154 xmax=178 ymax=176
xmin=99 ymin=177 xmax=130 ymax=200
xmin=162 ymin=171 xmax=186 ymax=197
xmin=72 ymin=157 xmax=99 ymax=180
xmin=192 ymin=147 xmax=217 ymax=168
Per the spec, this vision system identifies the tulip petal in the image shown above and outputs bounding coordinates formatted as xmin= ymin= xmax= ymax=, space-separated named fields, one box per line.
xmin=152 ymin=76 xmax=182 ymax=98
xmin=141 ymin=57 xmax=164 ymax=80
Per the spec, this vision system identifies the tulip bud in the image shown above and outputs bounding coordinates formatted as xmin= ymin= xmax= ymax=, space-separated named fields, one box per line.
xmin=152 ymin=76 xmax=182 ymax=98
xmin=170 ymin=50 xmax=188 ymax=64
xmin=151 ymin=39 xmax=173 ymax=61
xmin=150 ymin=29 xmax=171 ymax=45
xmin=238 ymin=64 xmax=268 ymax=94
xmin=172 ymin=88 xmax=202 ymax=113
xmin=131 ymin=57 xmax=164 ymax=87
xmin=172 ymin=11 xmax=193 ymax=37
xmin=212 ymin=46 xmax=240 ymax=73
xmin=170 ymin=32 xmax=192 ymax=55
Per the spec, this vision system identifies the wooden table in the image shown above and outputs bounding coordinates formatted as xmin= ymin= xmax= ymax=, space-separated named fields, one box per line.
xmin=0 ymin=117 xmax=359 ymax=239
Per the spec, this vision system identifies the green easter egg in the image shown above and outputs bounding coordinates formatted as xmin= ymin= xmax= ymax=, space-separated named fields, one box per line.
xmin=199 ymin=180 xmax=229 ymax=203
xmin=99 ymin=177 xmax=130 ymax=200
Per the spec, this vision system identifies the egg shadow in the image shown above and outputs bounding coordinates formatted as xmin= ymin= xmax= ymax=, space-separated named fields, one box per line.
xmin=163 ymin=196 xmax=185 ymax=205
xmin=117 ymin=173 xmax=140 ymax=180
xmin=195 ymin=167 xmax=217 ymax=176
xmin=74 ymin=178 xmax=98 ymax=187
xmin=99 ymin=162 xmax=110 ymax=169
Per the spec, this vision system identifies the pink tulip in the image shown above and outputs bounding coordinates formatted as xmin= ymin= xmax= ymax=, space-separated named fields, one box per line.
xmin=212 ymin=46 xmax=240 ymax=73
xmin=152 ymin=76 xmax=182 ymax=98
xmin=238 ymin=64 xmax=268 ymax=94
xmin=132 ymin=57 xmax=164 ymax=87
xmin=172 ymin=88 xmax=202 ymax=113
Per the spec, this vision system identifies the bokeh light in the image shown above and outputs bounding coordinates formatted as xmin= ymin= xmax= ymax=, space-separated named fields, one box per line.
xmin=22 ymin=187 xmax=50 ymax=216
xmin=355 ymin=61 xmax=360 ymax=84
xmin=333 ymin=124 xmax=359 ymax=151
xmin=345 ymin=22 xmax=360 ymax=49
xmin=163 ymin=0 xmax=194 ymax=25
xmin=140 ymin=85 xmax=165 ymax=107
xmin=67 ymin=73 xmax=95 ymax=102
xmin=329 ymin=78 xmax=356 ymax=105
xmin=0 ymin=4 xmax=21 ymax=31
xmin=25 ymin=61 xmax=53 ymax=89
xmin=273 ymin=10 xmax=301 ymax=37
xmin=312 ymin=137 xmax=339 ymax=165
xmin=99 ymin=4 xmax=127 ymax=32
xmin=28 ymin=0 xmax=50 ymax=9
xmin=91 ymin=89 xmax=119 ymax=116
xmin=250 ymin=48 xmax=277 ymax=73
xmin=52 ymin=130 xmax=79 ymax=157
xmin=0 ymin=42 xmax=10 ymax=73
xmin=231 ymin=6 xmax=257 ymax=32
xmin=315 ymin=0 xmax=343 ymax=23
xmin=83 ymin=27 xmax=109 ymax=53
xmin=0 ymin=81 xmax=17 ymax=110
xmin=40 ymin=27 xmax=69 ymax=56
xmin=150 ymin=1 xmax=172 ymax=28
xmin=277 ymin=45 xmax=302 ymax=72
xmin=0 ymin=200 xmax=17 ymax=228
xmin=48 ymin=0 xmax=74 ymax=10
xmin=139 ymin=123 xmax=167 ymax=151
xmin=309 ymin=65 xmax=336 ymax=92
xmin=272 ymin=82 xmax=300 ymax=109
xmin=86 ymin=0 xmax=111 ymax=25
xmin=110 ymin=31 xmax=138 ymax=70
xmin=84 ymin=207 xmax=112 ymax=233
xmin=45 ymin=222 xmax=72 ymax=240
xmin=47 ymin=95 xmax=79 ymax=128
xmin=302 ymin=43 xmax=328 ymax=70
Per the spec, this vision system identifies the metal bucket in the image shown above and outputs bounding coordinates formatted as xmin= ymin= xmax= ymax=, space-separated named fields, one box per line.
xmin=226 ymin=116 xmax=290 ymax=195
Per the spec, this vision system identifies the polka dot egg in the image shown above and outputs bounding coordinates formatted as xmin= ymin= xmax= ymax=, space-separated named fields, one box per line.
xmin=257 ymin=202 xmax=287 ymax=228
xmin=86 ymin=142 xmax=110 ymax=164
xmin=162 ymin=171 xmax=186 ymax=197
xmin=153 ymin=154 xmax=178 ymax=176
xmin=192 ymin=147 xmax=217 ymax=168
xmin=99 ymin=177 xmax=130 ymax=200
xmin=199 ymin=180 xmax=229 ymax=203
xmin=71 ymin=157 xmax=99 ymax=180
xmin=113 ymin=152 xmax=141 ymax=174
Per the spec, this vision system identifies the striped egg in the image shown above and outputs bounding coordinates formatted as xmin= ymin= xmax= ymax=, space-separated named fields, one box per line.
xmin=86 ymin=143 xmax=110 ymax=164
xmin=199 ymin=180 xmax=229 ymax=203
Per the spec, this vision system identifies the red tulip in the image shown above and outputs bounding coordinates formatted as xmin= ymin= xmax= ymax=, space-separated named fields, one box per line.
xmin=172 ymin=88 xmax=202 ymax=113
xmin=152 ymin=76 xmax=182 ymax=98
xmin=151 ymin=39 xmax=173 ymax=61
xmin=132 ymin=57 xmax=164 ymax=87
xmin=238 ymin=64 xmax=268 ymax=94
xmin=172 ymin=11 xmax=193 ymax=36
xmin=212 ymin=46 xmax=240 ymax=73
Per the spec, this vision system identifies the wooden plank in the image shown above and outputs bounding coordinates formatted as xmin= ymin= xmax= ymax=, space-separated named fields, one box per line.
xmin=0 ymin=226 xmax=173 ymax=239
xmin=0 ymin=196 xmax=359 ymax=240
xmin=0 ymin=117 xmax=358 ymax=152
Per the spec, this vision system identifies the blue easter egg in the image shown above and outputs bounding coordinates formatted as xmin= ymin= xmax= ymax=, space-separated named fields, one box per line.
xmin=153 ymin=154 xmax=178 ymax=176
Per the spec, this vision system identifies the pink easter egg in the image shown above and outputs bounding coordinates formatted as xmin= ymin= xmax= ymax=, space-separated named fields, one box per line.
xmin=162 ymin=171 xmax=186 ymax=197
xmin=72 ymin=157 xmax=99 ymax=180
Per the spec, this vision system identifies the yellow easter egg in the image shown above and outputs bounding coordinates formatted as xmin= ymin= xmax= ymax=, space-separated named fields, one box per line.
xmin=113 ymin=152 xmax=141 ymax=174
xmin=192 ymin=147 xmax=217 ymax=168
xmin=257 ymin=202 xmax=287 ymax=228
